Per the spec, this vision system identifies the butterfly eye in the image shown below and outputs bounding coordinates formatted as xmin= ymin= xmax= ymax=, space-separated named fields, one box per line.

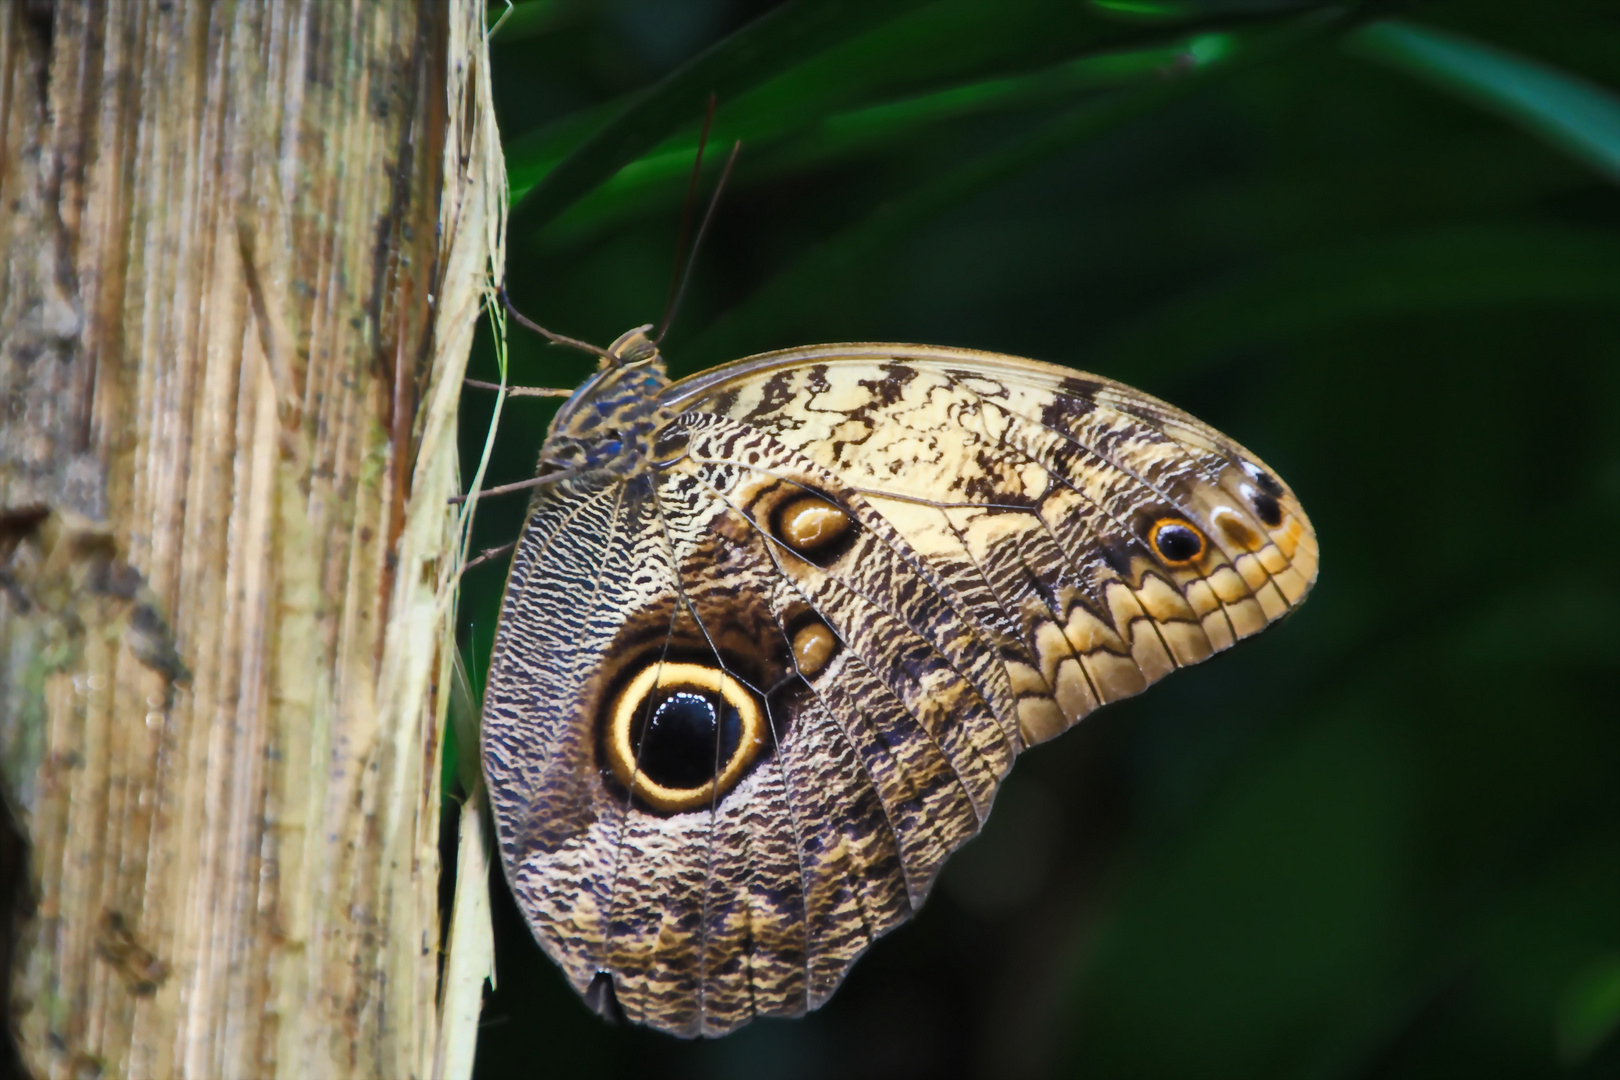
xmin=1148 ymin=517 xmax=1206 ymax=566
xmin=774 ymin=494 xmax=853 ymax=560
xmin=604 ymin=661 xmax=765 ymax=813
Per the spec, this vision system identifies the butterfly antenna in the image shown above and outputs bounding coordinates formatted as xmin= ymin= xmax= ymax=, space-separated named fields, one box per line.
xmin=655 ymin=94 xmax=717 ymax=343
xmin=656 ymin=139 xmax=741 ymax=345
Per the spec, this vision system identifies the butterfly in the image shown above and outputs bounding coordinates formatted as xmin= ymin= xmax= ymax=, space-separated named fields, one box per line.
xmin=478 ymin=323 xmax=1317 ymax=1038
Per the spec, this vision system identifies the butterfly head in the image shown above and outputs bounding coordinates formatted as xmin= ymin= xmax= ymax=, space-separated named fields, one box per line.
xmin=539 ymin=325 xmax=675 ymax=477
xmin=603 ymin=324 xmax=663 ymax=370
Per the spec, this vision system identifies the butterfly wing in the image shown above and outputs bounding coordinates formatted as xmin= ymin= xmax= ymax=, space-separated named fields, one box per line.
xmin=667 ymin=343 xmax=1318 ymax=744
xmin=481 ymin=344 xmax=1317 ymax=1038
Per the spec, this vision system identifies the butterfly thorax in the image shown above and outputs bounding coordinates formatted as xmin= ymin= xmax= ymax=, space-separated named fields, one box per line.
xmin=539 ymin=326 xmax=675 ymax=478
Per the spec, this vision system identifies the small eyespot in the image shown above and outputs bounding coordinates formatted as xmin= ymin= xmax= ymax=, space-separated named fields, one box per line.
xmin=604 ymin=662 xmax=765 ymax=813
xmin=1216 ymin=512 xmax=1259 ymax=549
xmin=790 ymin=621 xmax=839 ymax=678
xmin=1149 ymin=518 xmax=1206 ymax=566
xmin=773 ymin=493 xmax=854 ymax=559
xmin=1242 ymin=461 xmax=1285 ymax=498
xmin=1252 ymin=492 xmax=1283 ymax=527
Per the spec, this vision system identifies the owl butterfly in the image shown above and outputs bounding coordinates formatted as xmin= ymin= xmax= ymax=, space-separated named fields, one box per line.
xmin=479 ymin=325 xmax=1317 ymax=1038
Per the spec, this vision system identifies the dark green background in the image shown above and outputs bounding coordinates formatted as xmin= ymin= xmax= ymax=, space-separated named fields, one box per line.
xmin=453 ymin=2 xmax=1620 ymax=1077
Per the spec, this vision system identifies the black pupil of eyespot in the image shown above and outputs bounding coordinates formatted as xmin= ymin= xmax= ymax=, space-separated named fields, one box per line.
xmin=1155 ymin=523 xmax=1201 ymax=562
xmin=1253 ymin=492 xmax=1283 ymax=527
xmin=1251 ymin=468 xmax=1285 ymax=498
xmin=637 ymin=691 xmax=742 ymax=790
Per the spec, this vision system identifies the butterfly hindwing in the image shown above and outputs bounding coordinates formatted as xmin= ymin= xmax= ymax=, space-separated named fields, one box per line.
xmin=481 ymin=342 xmax=1318 ymax=1038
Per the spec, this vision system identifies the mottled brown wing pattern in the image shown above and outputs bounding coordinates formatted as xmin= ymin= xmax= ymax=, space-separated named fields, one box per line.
xmin=480 ymin=343 xmax=1316 ymax=1039
xmin=674 ymin=347 xmax=1318 ymax=744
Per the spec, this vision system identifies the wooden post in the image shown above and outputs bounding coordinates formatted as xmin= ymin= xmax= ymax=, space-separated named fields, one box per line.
xmin=0 ymin=1 xmax=501 ymax=1075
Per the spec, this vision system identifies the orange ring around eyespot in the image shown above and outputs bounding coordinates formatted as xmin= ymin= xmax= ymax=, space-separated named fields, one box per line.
xmin=605 ymin=662 xmax=765 ymax=813
xmin=1148 ymin=517 xmax=1207 ymax=567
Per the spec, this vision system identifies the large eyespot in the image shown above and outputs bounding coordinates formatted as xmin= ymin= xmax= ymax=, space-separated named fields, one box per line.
xmin=1148 ymin=517 xmax=1207 ymax=566
xmin=604 ymin=661 xmax=766 ymax=813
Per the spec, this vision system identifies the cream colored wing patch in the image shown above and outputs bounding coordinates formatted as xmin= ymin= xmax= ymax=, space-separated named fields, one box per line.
xmin=667 ymin=344 xmax=1317 ymax=747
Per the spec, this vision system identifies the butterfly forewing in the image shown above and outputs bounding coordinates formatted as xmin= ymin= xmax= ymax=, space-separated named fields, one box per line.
xmin=675 ymin=346 xmax=1316 ymax=734
xmin=481 ymin=342 xmax=1317 ymax=1038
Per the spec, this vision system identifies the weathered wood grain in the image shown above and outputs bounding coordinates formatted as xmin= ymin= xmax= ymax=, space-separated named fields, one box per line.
xmin=0 ymin=1 xmax=502 ymax=1075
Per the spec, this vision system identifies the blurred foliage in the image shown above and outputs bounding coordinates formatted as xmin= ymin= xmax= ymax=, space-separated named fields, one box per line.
xmin=455 ymin=1 xmax=1620 ymax=1076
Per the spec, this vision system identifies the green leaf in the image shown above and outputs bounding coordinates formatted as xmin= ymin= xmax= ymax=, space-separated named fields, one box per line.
xmin=1090 ymin=0 xmax=1332 ymax=19
xmin=1559 ymin=956 xmax=1620 ymax=1065
xmin=1058 ymin=707 xmax=1412 ymax=1077
xmin=507 ymin=0 xmax=935 ymax=240
xmin=507 ymin=0 xmax=1331 ymax=232
xmin=1093 ymin=226 xmax=1620 ymax=381
xmin=1348 ymin=19 xmax=1620 ymax=184
xmin=505 ymin=102 xmax=622 ymax=201
xmin=537 ymin=31 xmax=1228 ymax=244
xmin=686 ymin=10 xmax=1348 ymax=363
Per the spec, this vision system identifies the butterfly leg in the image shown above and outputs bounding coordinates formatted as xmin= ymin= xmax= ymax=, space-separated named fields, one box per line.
xmin=459 ymin=540 xmax=518 ymax=575
xmin=448 ymin=463 xmax=592 ymax=505
xmin=462 ymin=378 xmax=571 ymax=398
xmin=498 ymin=287 xmax=617 ymax=362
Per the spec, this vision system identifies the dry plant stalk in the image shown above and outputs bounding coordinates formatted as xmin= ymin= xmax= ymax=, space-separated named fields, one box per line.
xmin=0 ymin=0 xmax=502 ymax=1076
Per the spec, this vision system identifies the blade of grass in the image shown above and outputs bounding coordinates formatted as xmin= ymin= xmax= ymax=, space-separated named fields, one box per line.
xmin=1348 ymin=19 xmax=1620 ymax=185
xmin=506 ymin=101 xmax=621 ymax=200
xmin=507 ymin=0 xmax=1155 ymax=211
